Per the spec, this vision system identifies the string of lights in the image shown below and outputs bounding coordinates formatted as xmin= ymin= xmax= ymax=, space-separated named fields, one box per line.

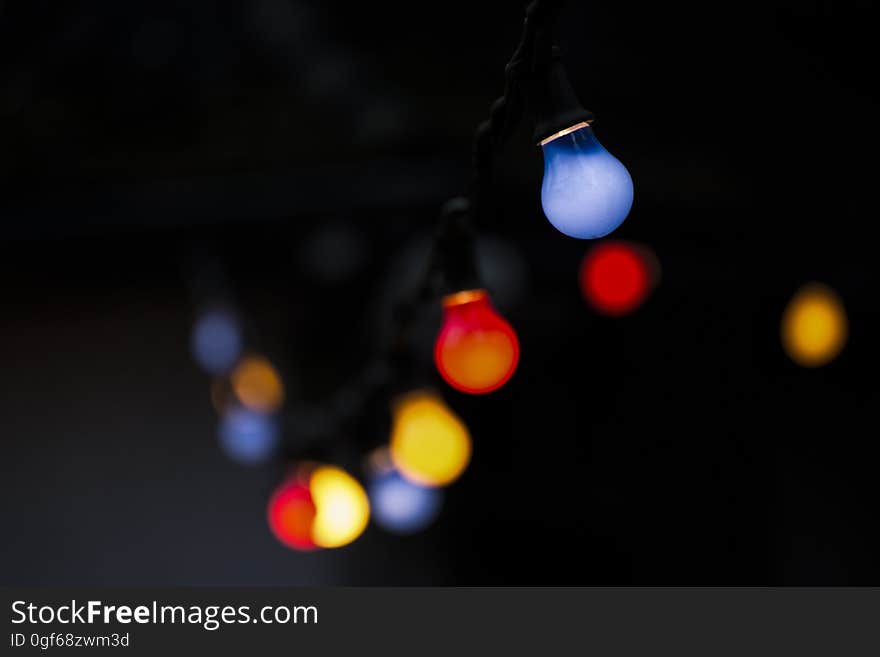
xmin=3 ymin=0 xmax=868 ymax=594
xmin=193 ymin=0 xmax=644 ymax=551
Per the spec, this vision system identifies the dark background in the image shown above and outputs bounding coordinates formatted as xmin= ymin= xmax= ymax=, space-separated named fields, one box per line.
xmin=1 ymin=0 xmax=877 ymax=585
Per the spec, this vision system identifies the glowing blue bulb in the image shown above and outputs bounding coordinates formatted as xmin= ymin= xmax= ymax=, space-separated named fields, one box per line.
xmin=218 ymin=407 xmax=279 ymax=465
xmin=369 ymin=471 xmax=443 ymax=535
xmin=191 ymin=309 xmax=242 ymax=374
xmin=540 ymin=124 xmax=634 ymax=239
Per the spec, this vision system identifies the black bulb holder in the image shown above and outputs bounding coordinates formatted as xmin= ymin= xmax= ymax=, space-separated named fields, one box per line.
xmin=427 ymin=197 xmax=482 ymax=297
xmin=525 ymin=47 xmax=594 ymax=144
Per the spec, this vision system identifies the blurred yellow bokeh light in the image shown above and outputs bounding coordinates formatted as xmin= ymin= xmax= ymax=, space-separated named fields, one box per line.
xmin=309 ymin=465 xmax=370 ymax=548
xmin=389 ymin=391 xmax=471 ymax=487
xmin=781 ymin=283 xmax=847 ymax=367
xmin=231 ymin=355 xmax=285 ymax=412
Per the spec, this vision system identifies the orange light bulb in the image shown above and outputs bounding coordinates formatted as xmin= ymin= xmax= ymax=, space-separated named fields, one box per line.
xmin=231 ymin=355 xmax=284 ymax=413
xmin=434 ymin=289 xmax=519 ymax=394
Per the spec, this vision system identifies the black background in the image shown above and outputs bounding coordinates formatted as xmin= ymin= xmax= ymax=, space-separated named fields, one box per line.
xmin=1 ymin=0 xmax=877 ymax=584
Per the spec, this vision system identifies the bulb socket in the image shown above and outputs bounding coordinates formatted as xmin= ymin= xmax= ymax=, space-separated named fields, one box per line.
xmin=430 ymin=198 xmax=482 ymax=296
xmin=526 ymin=48 xmax=594 ymax=144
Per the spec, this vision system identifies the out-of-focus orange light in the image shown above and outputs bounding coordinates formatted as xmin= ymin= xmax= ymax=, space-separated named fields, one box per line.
xmin=781 ymin=283 xmax=847 ymax=367
xmin=231 ymin=355 xmax=284 ymax=413
xmin=389 ymin=390 xmax=471 ymax=487
xmin=267 ymin=464 xmax=370 ymax=551
xmin=434 ymin=289 xmax=519 ymax=394
xmin=579 ymin=241 xmax=655 ymax=316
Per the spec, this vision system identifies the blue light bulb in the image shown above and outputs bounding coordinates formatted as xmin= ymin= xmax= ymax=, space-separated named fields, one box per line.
xmin=540 ymin=123 xmax=634 ymax=239
xmin=218 ymin=407 xmax=279 ymax=465
xmin=191 ymin=308 xmax=242 ymax=374
xmin=368 ymin=470 xmax=443 ymax=535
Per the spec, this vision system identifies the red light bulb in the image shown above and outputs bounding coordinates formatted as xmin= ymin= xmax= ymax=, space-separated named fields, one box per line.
xmin=267 ymin=479 xmax=318 ymax=551
xmin=579 ymin=241 xmax=653 ymax=316
xmin=434 ymin=289 xmax=519 ymax=394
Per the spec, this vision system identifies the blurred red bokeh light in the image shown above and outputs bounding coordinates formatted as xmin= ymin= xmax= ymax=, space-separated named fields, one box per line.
xmin=267 ymin=480 xmax=317 ymax=551
xmin=579 ymin=241 xmax=652 ymax=316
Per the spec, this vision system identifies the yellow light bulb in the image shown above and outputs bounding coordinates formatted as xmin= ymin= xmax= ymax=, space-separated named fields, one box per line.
xmin=389 ymin=391 xmax=471 ymax=487
xmin=309 ymin=465 xmax=370 ymax=548
xmin=781 ymin=283 xmax=847 ymax=367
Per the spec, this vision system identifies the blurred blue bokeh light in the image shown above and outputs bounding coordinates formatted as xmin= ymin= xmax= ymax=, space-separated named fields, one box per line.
xmin=540 ymin=125 xmax=634 ymax=239
xmin=369 ymin=470 xmax=443 ymax=534
xmin=218 ymin=407 xmax=279 ymax=465
xmin=191 ymin=308 xmax=242 ymax=374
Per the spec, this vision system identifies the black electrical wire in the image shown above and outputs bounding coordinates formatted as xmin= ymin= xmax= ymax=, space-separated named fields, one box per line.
xmin=279 ymin=0 xmax=568 ymax=465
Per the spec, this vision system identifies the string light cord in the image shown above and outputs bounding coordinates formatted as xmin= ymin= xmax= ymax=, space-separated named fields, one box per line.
xmin=417 ymin=0 xmax=576 ymax=304
xmin=471 ymin=0 xmax=565 ymax=198
xmin=278 ymin=0 xmax=573 ymax=463
xmin=197 ymin=1 xmax=644 ymax=549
